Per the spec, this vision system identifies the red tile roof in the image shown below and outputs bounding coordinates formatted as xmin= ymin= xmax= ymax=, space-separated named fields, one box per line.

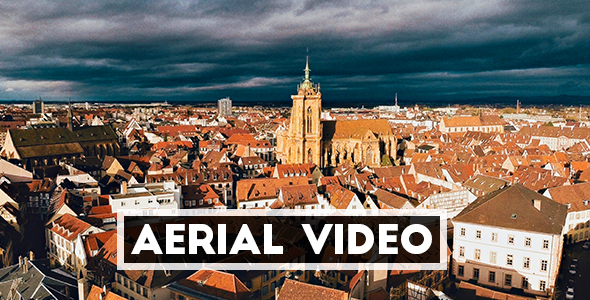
xmin=49 ymin=214 xmax=92 ymax=241
xmin=278 ymin=279 xmax=347 ymax=300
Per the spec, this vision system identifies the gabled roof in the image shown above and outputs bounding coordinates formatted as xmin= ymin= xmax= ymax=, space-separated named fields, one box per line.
xmin=278 ymin=279 xmax=347 ymax=300
xmin=454 ymin=184 xmax=567 ymax=235
xmin=169 ymin=270 xmax=250 ymax=300
xmin=49 ymin=213 xmax=93 ymax=241
xmin=0 ymin=260 xmax=77 ymax=300
xmin=280 ymin=185 xmax=320 ymax=207
xmin=322 ymin=119 xmax=393 ymax=140
xmin=87 ymin=285 xmax=126 ymax=300
xmin=544 ymin=182 xmax=590 ymax=212
xmin=373 ymin=188 xmax=414 ymax=209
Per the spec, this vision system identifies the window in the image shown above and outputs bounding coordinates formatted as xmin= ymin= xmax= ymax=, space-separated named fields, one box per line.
xmin=523 ymin=257 xmax=530 ymax=269
xmin=506 ymin=254 xmax=513 ymax=266
xmin=541 ymin=260 xmax=548 ymax=271
xmin=543 ymin=240 xmax=549 ymax=249
xmin=525 ymin=237 xmax=531 ymax=247
xmin=474 ymin=249 xmax=481 ymax=260
xmin=539 ymin=280 xmax=546 ymax=291
xmin=264 ymin=273 xmax=269 ymax=282
xmin=490 ymin=252 xmax=497 ymax=264
xmin=473 ymin=268 xmax=479 ymax=280
xmin=177 ymin=295 xmax=186 ymax=300
xmin=263 ymin=285 xmax=269 ymax=295
xmin=508 ymin=235 xmax=514 ymax=245
xmin=459 ymin=246 xmax=465 ymax=258
xmin=460 ymin=228 xmax=465 ymax=236
xmin=522 ymin=277 xmax=529 ymax=289
xmin=488 ymin=271 xmax=495 ymax=283
xmin=491 ymin=232 xmax=498 ymax=242
xmin=458 ymin=265 xmax=464 ymax=276
xmin=476 ymin=230 xmax=481 ymax=239
xmin=505 ymin=274 xmax=512 ymax=286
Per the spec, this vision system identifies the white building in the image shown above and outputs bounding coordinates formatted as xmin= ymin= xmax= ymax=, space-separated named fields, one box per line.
xmin=452 ymin=184 xmax=567 ymax=297
xmin=415 ymin=188 xmax=476 ymax=218
xmin=109 ymin=181 xmax=180 ymax=213
xmin=46 ymin=214 xmax=102 ymax=273
xmin=543 ymin=182 xmax=590 ymax=244
xmin=218 ymin=97 xmax=232 ymax=117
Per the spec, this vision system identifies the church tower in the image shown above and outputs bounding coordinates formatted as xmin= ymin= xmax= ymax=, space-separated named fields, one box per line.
xmin=283 ymin=57 xmax=322 ymax=165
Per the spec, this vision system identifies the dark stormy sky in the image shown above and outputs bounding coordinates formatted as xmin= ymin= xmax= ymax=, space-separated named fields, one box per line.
xmin=0 ymin=0 xmax=589 ymax=105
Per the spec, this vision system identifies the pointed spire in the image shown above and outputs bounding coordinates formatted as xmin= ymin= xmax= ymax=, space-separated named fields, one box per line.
xmin=67 ymin=98 xmax=74 ymax=131
xmin=395 ymin=93 xmax=398 ymax=106
xmin=304 ymin=56 xmax=310 ymax=82
xmin=299 ymin=56 xmax=314 ymax=91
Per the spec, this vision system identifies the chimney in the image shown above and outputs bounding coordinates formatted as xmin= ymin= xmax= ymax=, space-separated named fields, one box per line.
xmin=18 ymin=256 xmax=22 ymax=268
xmin=29 ymin=251 xmax=35 ymax=261
xmin=121 ymin=181 xmax=128 ymax=195
xmin=78 ymin=271 xmax=90 ymax=300
xmin=533 ymin=199 xmax=541 ymax=211
xmin=23 ymin=257 xmax=28 ymax=274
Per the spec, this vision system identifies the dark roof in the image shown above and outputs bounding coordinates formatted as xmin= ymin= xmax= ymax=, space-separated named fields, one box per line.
xmin=0 ymin=259 xmax=77 ymax=300
xmin=8 ymin=126 xmax=117 ymax=159
xmin=454 ymin=184 xmax=567 ymax=235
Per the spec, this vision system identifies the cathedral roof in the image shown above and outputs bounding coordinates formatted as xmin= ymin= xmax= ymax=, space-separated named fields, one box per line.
xmin=322 ymin=119 xmax=393 ymax=141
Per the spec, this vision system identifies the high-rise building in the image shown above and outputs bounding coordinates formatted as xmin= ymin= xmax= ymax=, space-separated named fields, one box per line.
xmin=33 ymin=98 xmax=44 ymax=114
xmin=218 ymin=97 xmax=232 ymax=117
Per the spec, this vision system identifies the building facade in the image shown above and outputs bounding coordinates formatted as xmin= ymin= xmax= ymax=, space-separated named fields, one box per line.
xmin=218 ymin=97 xmax=232 ymax=117
xmin=452 ymin=185 xmax=567 ymax=297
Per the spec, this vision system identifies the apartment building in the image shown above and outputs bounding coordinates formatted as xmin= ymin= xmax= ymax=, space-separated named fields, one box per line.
xmin=452 ymin=185 xmax=567 ymax=297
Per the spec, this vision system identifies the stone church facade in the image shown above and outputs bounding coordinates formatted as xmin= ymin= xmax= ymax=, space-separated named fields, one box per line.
xmin=276 ymin=59 xmax=397 ymax=168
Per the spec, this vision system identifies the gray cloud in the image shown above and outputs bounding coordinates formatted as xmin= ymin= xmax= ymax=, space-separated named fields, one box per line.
xmin=0 ymin=0 xmax=589 ymax=104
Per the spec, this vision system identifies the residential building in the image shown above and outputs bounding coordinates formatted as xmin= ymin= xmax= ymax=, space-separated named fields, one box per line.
xmin=168 ymin=270 xmax=251 ymax=300
xmin=452 ymin=184 xmax=567 ymax=297
xmin=108 ymin=181 xmax=180 ymax=213
xmin=218 ymin=97 xmax=232 ymax=117
xmin=543 ymin=182 xmax=590 ymax=244
xmin=439 ymin=115 xmax=504 ymax=134
xmin=46 ymin=213 xmax=102 ymax=272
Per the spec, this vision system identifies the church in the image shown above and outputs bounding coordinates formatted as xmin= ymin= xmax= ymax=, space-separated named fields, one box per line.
xmin=276 ymin=59 xmax=397 ymax=169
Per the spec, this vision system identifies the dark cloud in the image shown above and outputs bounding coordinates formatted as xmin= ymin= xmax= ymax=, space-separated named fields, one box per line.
xmin=0 ymin=0 xmax=589 ymax=104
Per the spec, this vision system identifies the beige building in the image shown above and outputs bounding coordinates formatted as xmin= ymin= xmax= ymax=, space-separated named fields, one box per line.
xmin=439 ymin=115 xmax=504 ymax=134
xmin=276 ymin=59 xmax=397 ymax=168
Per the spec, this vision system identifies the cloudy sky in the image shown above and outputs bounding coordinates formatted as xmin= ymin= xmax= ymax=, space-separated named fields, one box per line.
xmin=0 ymin=0 xmax=589 ymax=105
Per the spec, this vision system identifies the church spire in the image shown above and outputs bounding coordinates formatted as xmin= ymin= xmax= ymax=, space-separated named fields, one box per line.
xmin=67 ymin=99 xmax=73 ymax=131
xmin=299 ymin=56 xmax=314 ymax=91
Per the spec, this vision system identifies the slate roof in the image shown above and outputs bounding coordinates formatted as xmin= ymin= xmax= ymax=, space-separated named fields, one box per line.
xmin=0 ymin=259 xmax=77 ymax=300
xmin=454 ymin=184 xmax=567 ymax=235
xmin=7 ymin=126 xmax=116 ymax=159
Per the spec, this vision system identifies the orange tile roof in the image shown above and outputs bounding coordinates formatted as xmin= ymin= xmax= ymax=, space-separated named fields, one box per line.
xmin=49 ymin=214 xmax=92 ymax=241
xmin=86 ymin=285 xmax=125 ymax=300
xmin=174 ymin=270 xmax=250 ymax=300
xmin=278 ymin=279 xmax=348 ymax=300
xmin=237 ymin=177 xmax=309 ymax=202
